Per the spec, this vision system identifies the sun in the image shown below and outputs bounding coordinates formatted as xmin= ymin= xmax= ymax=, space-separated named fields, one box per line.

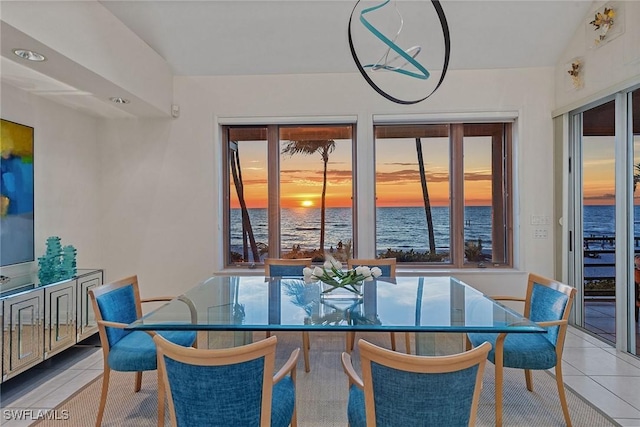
xmin=301 ymin=200 xmax=314 ymax=207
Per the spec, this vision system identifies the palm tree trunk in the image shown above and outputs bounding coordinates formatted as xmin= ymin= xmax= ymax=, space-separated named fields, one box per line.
xmin=281 ymin=139 xmax=335 ymax=258
xmin=416 ymin=138 xmax=436 ymax=254
xmin=231 ymin=149 xmax=260 ymax=262
xmin=320 ymin=153 xmax=328 ymax=253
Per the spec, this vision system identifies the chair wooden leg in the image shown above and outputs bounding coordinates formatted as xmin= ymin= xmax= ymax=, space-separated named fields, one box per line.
xmin=495 ymin=362 xmax=504 ymax=427
xmin=524 ymin=368 xmax=533 ymax=391
xmin=302 ymin=332 xmax=311 ymax=373
xmin=266 ymin=331 xmax=271 ymax=338
xmin=95 ymin=366 xmax=110 ymax=427
xmin=157 ymin=369 xmax=165 ymax=427
xmin=404 ymin=332 xmax=411 ymax=354
xmin=465 ymin=335 xmax=472 ymax=351
xmin=291 ymin=399 xmax=298 ymax=427
xmin=135 ymin=371 xmax=143 ymax=392
xmin=494 ymin=334 xmax=507 ymax=427
xmin=291 ymin=364 xmax=298 ymax=427
xmin=555 ymin=364 xmax=573 ymax=427
xmin=346 ymin=332 xmax=356 ymax=353
xmin=390 ymin=332 xmax=397 ymax=351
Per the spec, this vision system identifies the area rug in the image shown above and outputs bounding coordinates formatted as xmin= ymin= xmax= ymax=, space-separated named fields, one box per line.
xmin=34 ymin=331 xmax=618 ymax=426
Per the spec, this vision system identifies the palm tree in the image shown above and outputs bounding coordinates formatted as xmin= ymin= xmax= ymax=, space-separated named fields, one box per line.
xmin=282 ymin=140 xmax=336 ymax=253
xmin=416 ymin=138 xmax=437 ymax=255
xmin=230 ymin=145 xmax=260 ymax=262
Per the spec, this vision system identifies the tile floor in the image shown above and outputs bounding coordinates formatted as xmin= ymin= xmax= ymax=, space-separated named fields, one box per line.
xmin=584 ymin=299 xmax=640 ymax=355
xmin=2 ymin=328 xmax=640 ymax=426
xmin=0 ymin=336 xmax=103 ymax=427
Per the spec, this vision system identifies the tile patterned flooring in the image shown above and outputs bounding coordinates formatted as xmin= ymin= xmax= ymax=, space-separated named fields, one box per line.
xmin=2 ymin=328 xmax=640 ymax=426
xmin=584 ymin=300 xmax=640 ymax=354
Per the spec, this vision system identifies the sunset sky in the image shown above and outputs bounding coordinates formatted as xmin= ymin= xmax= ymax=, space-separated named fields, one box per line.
xmin=583 ymin=137 xmax=615 ymax=205
xmin=230 ymin=135 xmax=640 ymax=210
xmin=230 ymin=136 xmax=494 ymax=209
xmin=583 ymin=136 xmax=640 ymax=205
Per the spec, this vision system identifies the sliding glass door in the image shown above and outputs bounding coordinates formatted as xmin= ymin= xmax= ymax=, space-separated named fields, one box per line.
xmin=578 ymin=99 xmax=617 ymax=345
xmin=569 ymin=86 xmax=640 ymax=355
xmin=632 ymin=88 xmax=640 ymax=354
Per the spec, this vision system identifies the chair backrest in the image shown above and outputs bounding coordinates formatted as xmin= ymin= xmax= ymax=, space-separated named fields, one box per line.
xmin=89 ymin=275 xmax=143 ymax=351
xmin=347 ymin=258 xmax=396 ymax=277
xmin=264 ymin=258 xmax=312 ymax=277
xmin=356 ymin=339 xmax=491 ymax=427
xmin=154 ymin=334 xmax=278 ymax=427
xmin=524 ymin=273 xmax=576 ymax=347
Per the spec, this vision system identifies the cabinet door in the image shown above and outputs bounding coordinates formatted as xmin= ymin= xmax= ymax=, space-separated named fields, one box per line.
xmin=45 ymin=281 xmax=76 ymax=358
xmin=77 ymin=272 xmax=103 ymax=341
xmin=4 ymin=290 xmax=44 ymax=380
xmin=1 ymin=301 xmax=4 ymax=381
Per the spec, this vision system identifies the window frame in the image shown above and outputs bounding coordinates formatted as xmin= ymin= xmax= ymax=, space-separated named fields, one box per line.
xmin=222 ymin=123 xmax=357 ymax=266
xmin=221 ymin=119 xmax=513 ymax=269
xmin=373 ymin=122 xmax=513 ymax=268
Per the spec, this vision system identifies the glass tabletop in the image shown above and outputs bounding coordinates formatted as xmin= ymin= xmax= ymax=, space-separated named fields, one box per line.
xmin=127 ymin=275 xmax=545 ymax=334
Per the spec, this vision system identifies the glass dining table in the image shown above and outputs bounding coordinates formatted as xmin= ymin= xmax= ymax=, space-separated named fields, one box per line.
xmin=126 ymin=275 xmax=544 ymax=353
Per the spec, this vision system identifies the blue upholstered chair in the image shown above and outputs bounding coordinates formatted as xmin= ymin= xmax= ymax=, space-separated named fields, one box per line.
xmin=346 ymin=258 xmax=400 ymax=353
xmin=342 ymin=339 xmax=491 ymax=427
xmin=265 ymin=258 xmax=313 ymax=278
xmin=264 ymin=258 xmax=313 ymax=373
xmin=467 ymin=273 xmax=577 ymax=427
xmin=154 ymin=334 xmax=300 ymax=427
xmin=89 ymin=275 xmax=196 ymax=427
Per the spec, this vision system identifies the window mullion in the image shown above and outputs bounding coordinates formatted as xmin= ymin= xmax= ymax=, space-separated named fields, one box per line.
xmin=451 ymin=124 xmax=465 ymax=267
xmin=505 ymin=123 xmax=514 ymax=265
xmin=491 ymin=127 xmax=506 ymax=263
xmin=222 ymin=127 xmax=232 ymax=266
xmin=267 ymin=125 xmax=281 ymax=258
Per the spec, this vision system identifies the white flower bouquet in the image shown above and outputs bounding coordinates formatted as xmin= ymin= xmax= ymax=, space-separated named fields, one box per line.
xmin=303 ymin=256 xmax=382 ymax=295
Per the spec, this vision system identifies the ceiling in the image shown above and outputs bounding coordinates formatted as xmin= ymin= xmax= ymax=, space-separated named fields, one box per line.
xmin=1 ymin=0 xmax=597 ymax=117
xmin=99 ymin=0 xmax=595 ymax=76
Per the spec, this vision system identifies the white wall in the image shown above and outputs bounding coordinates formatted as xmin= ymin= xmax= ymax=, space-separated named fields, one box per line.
xmin=1 ymin=82 xmax=102 ymax=271
xmin=1 ymin=1 xmax=173 ymax=117
xmin=555 ymin=0 xmax=640 ymax=111
xmin=99 ymin=67 xmax=556 ymax=297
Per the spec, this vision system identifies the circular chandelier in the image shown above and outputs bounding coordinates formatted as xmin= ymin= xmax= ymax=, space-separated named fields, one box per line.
xmin=348 ymin=0 xmax=451 ymax=105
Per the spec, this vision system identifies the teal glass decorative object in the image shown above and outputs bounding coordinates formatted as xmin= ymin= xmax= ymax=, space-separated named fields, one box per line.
xmin=37 ymin=236 xmax=77 ymax=285
xmin=61 ymin=245 xmax=77 ymax=279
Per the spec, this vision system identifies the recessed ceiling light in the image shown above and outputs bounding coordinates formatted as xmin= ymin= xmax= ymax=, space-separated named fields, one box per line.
xmin=12 ymin=49 xmax=46 ymax=62
xmin=109 ymin=97 xmax=130 ymax=104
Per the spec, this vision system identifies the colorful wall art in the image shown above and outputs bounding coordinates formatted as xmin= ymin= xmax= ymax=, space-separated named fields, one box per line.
xmin=0 ymin=119 xmax=35 ymax=267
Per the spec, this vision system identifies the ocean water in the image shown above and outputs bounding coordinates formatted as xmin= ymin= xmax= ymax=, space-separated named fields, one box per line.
xmin=584 ymin=205 xmax=640 ymax=240
xmin=230 ymin=206 xmax=493 ymax=256
xmin=231 ymin=205 xmax=637 ymax=259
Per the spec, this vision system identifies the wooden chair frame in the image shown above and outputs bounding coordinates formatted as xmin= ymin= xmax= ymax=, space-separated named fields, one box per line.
xmin=469 ymin=273 xmax=576 ymax=427
xmin=89 ymin=275 xmax=175 ymax=427
xmin=264 ymin=257 xmax=313 ymax=372
xmin=154 ymin=335 xmax=300 ymax=427
xmin=342 ymin=339 xmax=491 ymax=427
xmin=346 ymin=258 xmax=403 ymax=353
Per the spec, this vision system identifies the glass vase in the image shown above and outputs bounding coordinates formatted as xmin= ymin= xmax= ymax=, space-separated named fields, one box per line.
xmin=320 ymin=280 xmax=363 ymax=300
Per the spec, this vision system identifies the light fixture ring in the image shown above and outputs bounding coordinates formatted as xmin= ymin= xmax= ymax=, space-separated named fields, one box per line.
xmin=109 ymin=97 xmax=131 ymax=104
xmin=12 ymin=49 xmax=46 ymax=62
xmin=348 ymin=0 xmax=451 ymax=105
